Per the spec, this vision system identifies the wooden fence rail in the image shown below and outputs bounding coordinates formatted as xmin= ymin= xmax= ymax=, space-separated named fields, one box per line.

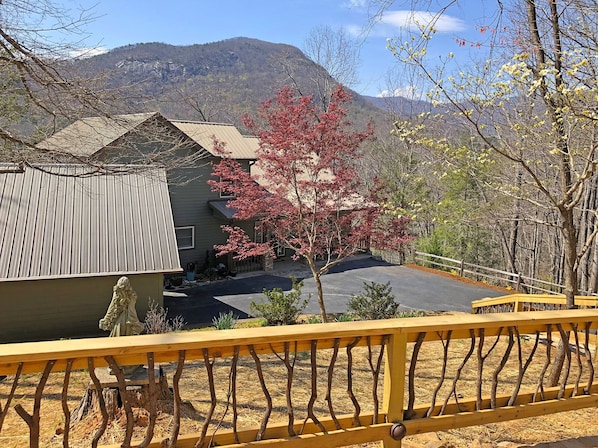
xmin=413 ymin=252 xmax=582 ymax=295
xmin=1 ymin=308 xmax=598 ymax=447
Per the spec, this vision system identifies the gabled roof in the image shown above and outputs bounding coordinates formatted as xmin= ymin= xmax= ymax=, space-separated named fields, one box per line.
xmin=170 ymin=120 xmax=257 ymax=160
xmin=38 ymin=112 xmax=160 ymax=157
xmin=39 ymin=112 xmax=258 ymax=161
xmin=0 ymin=164 xmax=181 ymax=282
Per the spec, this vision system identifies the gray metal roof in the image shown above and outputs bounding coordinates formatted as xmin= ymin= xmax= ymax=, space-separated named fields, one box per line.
xmin=208 ymin=199 xmax=237 ymax=220
xmin=0 ymin=164 xmax=181 ymax=282
xmin=38 ymin=112 xmax=160 ymax=157
xmin=170 ymin=120 xmax=257 ymax=160
xmin=39 ymin=113 xmax=258 ymax=161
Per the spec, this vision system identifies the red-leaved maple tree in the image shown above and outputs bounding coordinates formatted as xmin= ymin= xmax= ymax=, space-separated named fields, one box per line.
xmin=209 ymin=85 xmax=411 ymax=322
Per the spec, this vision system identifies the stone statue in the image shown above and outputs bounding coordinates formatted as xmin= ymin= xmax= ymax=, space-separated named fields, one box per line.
xmin=99 ymin=276 xmax=145 ymax=375
xmin=100 ymin=276 xmax=145 ymax=337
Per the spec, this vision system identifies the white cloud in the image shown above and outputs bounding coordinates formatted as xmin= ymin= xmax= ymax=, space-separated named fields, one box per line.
xmin=343 ymin=0 xmax=367 ymax=8
xmin=346 ymin=24 xmax=364 ymax=37
xmin=69 ymin=46 xmax=109 ymax=59
xmin=381 ymin=10 xmax=466 ymax=33
xmin=377 ymin=86 xmax=421 ymax=99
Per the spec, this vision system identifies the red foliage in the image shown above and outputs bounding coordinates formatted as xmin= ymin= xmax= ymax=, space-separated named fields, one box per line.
xmin=208 ymin=85 xmax=412 ymax=318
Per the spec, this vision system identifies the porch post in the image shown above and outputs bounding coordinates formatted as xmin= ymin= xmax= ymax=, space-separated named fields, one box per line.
xmin=382 ymin=332 xmax=408 ymax=447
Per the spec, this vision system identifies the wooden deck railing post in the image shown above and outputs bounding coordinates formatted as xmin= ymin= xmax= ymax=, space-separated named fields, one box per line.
xmin=382 ymin=332 xmax=408 ymax=448
xmin=515 ymin=296 xmax=524 ymax=312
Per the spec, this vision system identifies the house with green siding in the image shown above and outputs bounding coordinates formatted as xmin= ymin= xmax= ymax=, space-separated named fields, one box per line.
xmin=39 ymin=112 xmax=260 ymax=275
xmin=0 ymin=164 xmax=181 ymax=343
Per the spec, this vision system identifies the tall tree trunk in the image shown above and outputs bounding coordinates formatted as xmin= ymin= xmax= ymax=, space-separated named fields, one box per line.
xmin=314 ymin=273 xmax=328 ymax=323
xmin=560 ymin=209 xmax=579 ymax=308
xmin=548 ymin=208 xmax=579 ymax=387
xmin=307 ymin=258 xmax=329 ymax=323
xmin=589 ymin=237 xmax=598 ymax=294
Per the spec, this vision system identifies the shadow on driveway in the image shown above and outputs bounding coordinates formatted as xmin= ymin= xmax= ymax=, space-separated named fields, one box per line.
xmin=165 ymin=256 xmax=505 ymax=328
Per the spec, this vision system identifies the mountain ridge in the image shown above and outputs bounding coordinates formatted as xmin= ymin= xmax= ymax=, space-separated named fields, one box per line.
xmin=70 ymin=37 xmax=413 ymax=132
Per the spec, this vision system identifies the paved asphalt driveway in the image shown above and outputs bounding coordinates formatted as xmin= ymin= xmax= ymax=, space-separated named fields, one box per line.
xmin=165 ymin=256 xmax=505 ymax=327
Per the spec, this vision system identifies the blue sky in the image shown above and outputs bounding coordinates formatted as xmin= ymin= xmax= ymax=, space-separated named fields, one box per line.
xmin=57 ymin=0 xmax=498 ymax=97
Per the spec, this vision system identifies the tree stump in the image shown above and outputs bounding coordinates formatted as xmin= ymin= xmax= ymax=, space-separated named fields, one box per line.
xmin=72 ymin=365 xmax=172 ymax=424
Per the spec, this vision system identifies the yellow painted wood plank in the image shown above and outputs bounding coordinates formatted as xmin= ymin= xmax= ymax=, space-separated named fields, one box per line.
xmin=2 ymin=308 xmax=597 ymax=375
xmin=402 ymin=393 xmax=598 ymax=435
xmin=99 ymin=413 xmax=389 ymax=448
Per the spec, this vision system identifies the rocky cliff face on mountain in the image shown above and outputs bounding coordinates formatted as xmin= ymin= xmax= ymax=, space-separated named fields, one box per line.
xmin=70 ymin=37 xmax=396 ymax=132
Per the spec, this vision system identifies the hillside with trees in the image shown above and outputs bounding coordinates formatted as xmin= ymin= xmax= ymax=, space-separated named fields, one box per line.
xmin=69 ymin=38 xmax=389 ymax=132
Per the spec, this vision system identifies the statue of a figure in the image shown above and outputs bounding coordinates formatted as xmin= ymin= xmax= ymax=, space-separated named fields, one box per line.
xmin=99 ymin=276 xmax=145 ymax=376
xmin=100 ymin=276 xmax=145 ymax=337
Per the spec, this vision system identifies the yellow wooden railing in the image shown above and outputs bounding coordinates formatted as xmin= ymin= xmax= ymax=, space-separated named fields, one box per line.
xmin=1 ymin=308 xmax=597 ymax=447
xmin=472 ymin=294 xmax=598 ymax=314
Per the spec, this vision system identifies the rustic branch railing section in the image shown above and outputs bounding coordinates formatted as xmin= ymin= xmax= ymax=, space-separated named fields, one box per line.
xmin=0 ymin=310 xmax=597 ymax=448
xmin=413 ymin=252 xmax=592 ymax=295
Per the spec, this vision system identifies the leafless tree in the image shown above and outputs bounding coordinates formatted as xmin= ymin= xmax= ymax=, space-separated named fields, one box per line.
xmin=0 ymin=0 xmax=205 ymax=174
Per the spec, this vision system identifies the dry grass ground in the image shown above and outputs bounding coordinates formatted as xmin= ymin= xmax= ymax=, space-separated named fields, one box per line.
xmin=1 ymin=330 xmax=597 ymax=447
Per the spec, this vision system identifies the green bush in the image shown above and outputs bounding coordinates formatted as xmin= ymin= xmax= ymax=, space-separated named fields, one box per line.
xmin=306 ymin=315 xmax=322 ymax=324
xmin=334 ymin=313 xmax=354 ymax=322
xmin=212 ymin=311 xmax=238 ymax=330
xmin=250 ymin=277 xmax=309 ymax=325
xmin=348 ymin=281 xmax=399 ymax=320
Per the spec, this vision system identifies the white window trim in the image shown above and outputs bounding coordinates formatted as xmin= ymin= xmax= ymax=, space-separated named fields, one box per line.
xmin=219 ymin=177 xmax=235 ymax=198
xmin=175 ymin=226 xmax=195 ymax=250
xmin=274 ymin=240 xmax=286 ymax=258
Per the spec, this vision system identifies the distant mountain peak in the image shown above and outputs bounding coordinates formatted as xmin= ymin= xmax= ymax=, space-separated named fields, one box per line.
xmin=71 ymin=38 xmax=394 ymax=130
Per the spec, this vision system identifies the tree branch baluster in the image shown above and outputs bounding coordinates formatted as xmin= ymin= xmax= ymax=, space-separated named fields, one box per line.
xmin=325 ymin=338 xmax=341 ymax=430
xmin=571 ymin=324 xmax=582 ymax=398
xmin=583 ymin=322 xmax=594 ymax=394
xmin=534 ymin=325 xmax=552 ymax=402
xmin=195 ymin=349 xmax=217 ymax=448
xmin=138 ymin=352 xmax=157 ymax=448
xmin=346 ymin=336 xmax=362 ymax=427
xmin=61 ymin=359 xmax=74 ymax=448
xmin=231 ymin=346 xmax=240 ymax=443
xmin=366 ymin=335 xmax=388 ymax=424
xmin=406 ymin=332 xmax=425 ymax=419
xmin=556 ymin=324 xmax=572 ymax=399
xmin=507 ymin=330 xmax=540 ymax=406
xmin=491 ymin=327 xmax=515 ymax=409
xmin=248 ymin=344 xmax=272 ymax=441
xmin=14 ymin=359 xmax=56 ymax=448
xmin=270 ymin=341 xmax=297 ymax=436
xmin=209 ymin=347 xmax=240 ymax=448
xmin=164 ymin=350 xmax=186 ymax=448
xmin=440 ymin=329 xmax=475 ymax=415
xmin=0 ymin=362 xmax=22 ymax=431
xmin=302 ymin=339 xmax=326 ymax=434
xmin=476 ymin=327 xmax=503 ymax=411
xmin=426 ymin=331 xmax=452 ymax=417
xmin=104 ymin=356 xmax=134 ymax=447
xmin=88 ymin=358 xmax=108 ymax=448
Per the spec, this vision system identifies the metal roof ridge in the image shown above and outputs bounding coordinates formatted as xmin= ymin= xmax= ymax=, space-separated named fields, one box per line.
xmin=169 ymin=119 xmax=236 ymax=126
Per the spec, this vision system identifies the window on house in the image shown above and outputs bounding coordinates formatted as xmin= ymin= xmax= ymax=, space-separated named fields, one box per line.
xmin=219 ymin=177 xmax=235 ymax=198
xmin=254 ymin=221 xmax=265 ymax=243
xmin=175 ymin=226 xmax=195 ymax=250
xmin=274 ymin=240 xmax=286 ymax=258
